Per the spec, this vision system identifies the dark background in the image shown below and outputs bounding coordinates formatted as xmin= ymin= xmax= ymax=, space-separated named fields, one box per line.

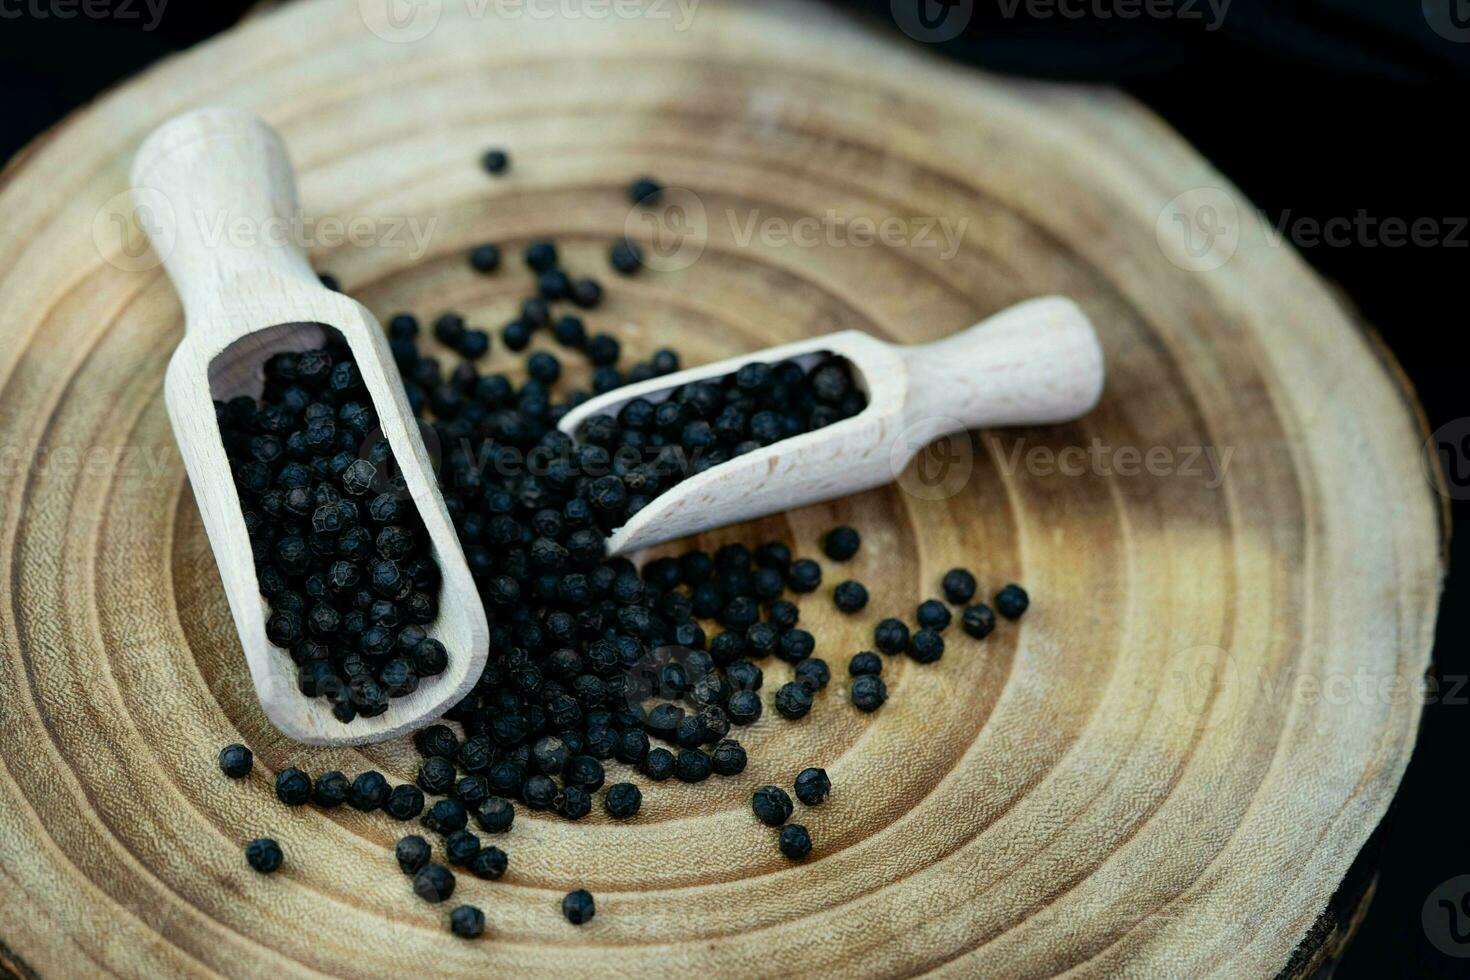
xmin=2 ymin=1 xmax=1465 ymax=974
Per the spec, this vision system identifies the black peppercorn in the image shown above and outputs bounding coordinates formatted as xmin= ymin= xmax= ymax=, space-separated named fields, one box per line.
xmin=559 ymin=785 xmax=593 ymax=819
xmin=848 ymin=651 xmax=882 ymax=676
xmin=629 ymin=176 xmax=662 ymax=204
xmin=751 ymin=785 xmax=793 ymax=826
xmin=727 ymin=690 xmax=763 ymax=725
xmin=917 ymin=599 xmax=952 ymax=631
xmin=245 ymin=837 xmax=283 ymax=873
xmin=710 ymin=738 xmax=748 ymax=776
xmin=396 ymin=834 xmax=431 ymax=875
xmin=524 ymin=240 xmax=558 ymax=271
xmin=604 ymin=782 xmax=642 ymax=818
xmin=312 ymin=770 xmax=350 ymax=808
xmin=822 ymin=526 xmax=860 ymax=561
xmin=417 ymin=755 xmax=456 ymax=795
xmin=874 ymin=618 xmax=910 ymax=655
xmin=385 ymin=784 xmax=426 ymax=820
xmin=444 ymin=829 xmax=481 ymax=866
xmin=218 ymin=743 xmax=253 ymax=778
xmin=481 ymin=148 xmax=509 ymax=174
xmin=794 ymin=658 xmax=830 ymax=690
xmin=531 ymin=735 xmax=570 ymax=775
xmin=275 ymin=767 xmax=311 ymax=806
xmin=423 ymin=798 xmax=469 ymax=834
xmin=674 ymin=748 xmax=712 ymax=783
xmin=570 ymin=278 xmax=602 ymax=309
xmin=961 ymin=603 xmax=996 ymax=638
xmin=642 ymin=747 xmax=675 ymax=781
xmin=502 ymin=320 xmax=532 ymax=352
xmin=794 ymin=767 xmax=831 ymax=805
xmin=471 ymin=846 xmax=508 ymax=880
xmin=942 ymin=568 xmax=977 ymax=605
xmin=562 ymin=889 xmax=595 ymax=925
xmin=565 ymin=755 xmax=606 ymax=791
xmin=777 ymin=628 xmax=815 ymax=663
xmin=767 ymin=600 xmax=799 ymax=630
xmin=414 ymin=863 xmax=456 ymax=903
xmin=851 ymin=674 xmax=887 ymax=712
xmin=908 ymin=628 xmax=945 ymax=664
xmin=833 ymin=580 xmax=869 ymax=614
xmin=349 ymin=771 xmax=391 ymax=811
xmin=474 ymin=796 xmax=515 ymax=834
xmin=995 ymin=583 xmax=1029 ymax=619
xmin=778 ymin=823 xmax=812 ymax=859
xmin=522 ymin=774 xmax=558 ymax=810
xmin=774 ymin=681 xmax=814 ymax=719
xmin=726 ymin=659 xmax=763 ymax=691
xmin=786 ymin=558 xmax=822 ymax=593
xmin=609 ymin=239 xmax=642 ymax=275
xmin=450 ymin=905 xmax=485 ymax=939
xmin=469 ymin=243 xmax=501 ymax=272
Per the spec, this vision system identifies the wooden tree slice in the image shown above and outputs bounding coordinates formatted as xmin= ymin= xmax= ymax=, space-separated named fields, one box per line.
xmin=0 ymin=1 xmax=1444 ymax=976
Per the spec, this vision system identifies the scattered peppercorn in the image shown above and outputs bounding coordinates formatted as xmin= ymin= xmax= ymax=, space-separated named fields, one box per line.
xmin=628 ymin=177 xmax=662 ymax=205
xmin=396 ymin=835 xmax=431 ymax=875
xmin=313 ymin=771 xmax=350 ymax=808
xmin=675 ymin=748 xmax=712 ymax=782
xmin=469 ymin=243 xmax=501 ymax=273
xmin=995 ymin=584 xmax=1029 ymax=619
xmin=245 ymin=837 xmax=283 ymax=873
xmin=942 ymin=568 xmax=977 ymax=605
xmin=609 ymin=239 xmax=642 ymax=275
xmin=562 ymin=889 xmax=596 ymax=925
xmin=962 ymin=603 xmax=997 ymax=638
xmin=908 ymin=629 xmax=944 ymax=664
xmin=795 ymin=658 xmax=830 ymax=690
xmin=218 ymin=744 xmax=253 ymax=778
xmin=275 ymin=768 xmax=311 ymax=806
xmin=414 ymin=863 xmax=456 ymax=903
xmin=444 ymin=829 xmax=481 ymax=866
xmin=474 ymin=796 xmax=515 ymax=833
xmin=822 ymin=526 xmax=861 ymax=561
xmin=450 ymin=905 xmax=485 ymax=938
xmin=848 ymin=651 xmax=882 ymax=676
xmin=851 ymin=674 xmax=887 ymax=712
xmin=916 ymin=599 xmax=952 ymax=631
xmin=874 ymin=618 xmax=910 ymax=655
xmin=423 ymin=798 xmax=468 ymax=834
xmin=774 ymin=681 xmax=814 ymax=720
xmin=778 ymin=823 xmax=812 ymax=859
xmin=833 ymin=580 xmax=869 ymax=613
xmin=471 ymin=846 xmax=508 ymax=879
xmin=786 ymin=559 xmax=823 ymax=594
xmin=386 ymin=784 xmax=425 ymax=820
xmin=794 ymin=767 xmax=831 ymax=805
xmin=481 ymin=149 xmax=509 ymax=174
xmin=642 ymin=747 xmax=675 ymax=781
xmin=348 ymin=771 xmax=391 ymax=811
xmin=751 ymin=786 xmax=794 ymax=826
xmin=604 ymin=782 xmax=642 ymax=818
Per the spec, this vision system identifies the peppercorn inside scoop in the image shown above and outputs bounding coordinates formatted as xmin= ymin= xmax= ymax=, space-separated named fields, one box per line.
xmin=216 ymin=337 xmax=449 ymax=724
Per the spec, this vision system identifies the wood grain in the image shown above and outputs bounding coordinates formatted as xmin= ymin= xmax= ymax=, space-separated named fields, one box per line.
xmin=0 ymin=0 xmax=1444 ymax=976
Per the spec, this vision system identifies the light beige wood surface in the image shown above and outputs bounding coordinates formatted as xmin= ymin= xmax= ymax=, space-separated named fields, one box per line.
xmin=0 ymin=0 xmax=1444 ymax=977
xmin=134 ymin=107 xmax=489 ymax=745
xmin=560 ymin=295 xmax=1105 ymax=554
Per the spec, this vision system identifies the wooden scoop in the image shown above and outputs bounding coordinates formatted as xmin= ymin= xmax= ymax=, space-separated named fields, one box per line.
xmin=558 ymin=297 xmax=1105 ymax=556
xmin=132 ymin=107 xmax=487 ymax=746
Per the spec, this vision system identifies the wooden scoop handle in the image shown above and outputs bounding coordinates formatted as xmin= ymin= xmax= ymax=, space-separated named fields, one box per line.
xmin=130 ymin=107 xmax=320 ymax=341
xmin=901 ymin=296 xmax=1105 ymax=431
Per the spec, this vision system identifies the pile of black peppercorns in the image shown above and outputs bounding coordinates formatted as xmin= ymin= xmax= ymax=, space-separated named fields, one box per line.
xmin=217 ymin=337 xmax=449 ymax=723
xmin=222 ymin=164 xmax=1033 ymax=939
